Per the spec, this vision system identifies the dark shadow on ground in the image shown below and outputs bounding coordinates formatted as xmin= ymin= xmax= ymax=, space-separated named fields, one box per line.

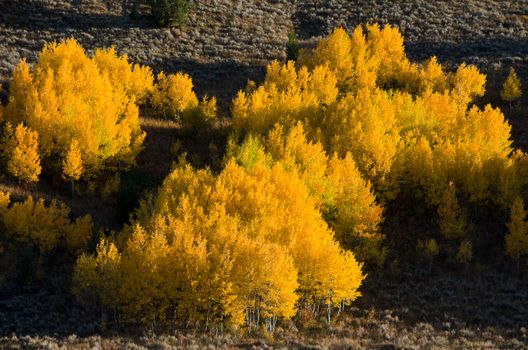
xmin=155 ymin=58 xmax=267 ymax=113
xmin=405 ymin=38 xmax=528 ymax=64
xmin=0 ymin=0 xmax=149 ymax=31
xmin=1 ymin=268 xmax=526 ymax=338
xmin=358 ymin=268 xmax=528 ymax=333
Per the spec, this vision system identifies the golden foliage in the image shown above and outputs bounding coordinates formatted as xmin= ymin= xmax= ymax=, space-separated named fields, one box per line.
xmin=3 ymin=39 xmax=147 ymax=178
xmin=0 ymin=192 xmax=93 ymax=252
xmin=417 ymin=238 xmax=439 ymax=259
xmin=62 ymin=139 xmax=83 ymax=181
xmin=1 ymin=122 xmax=41 ymax=183
xmin=501 ymin=67 xmax=522 ymax=103
xmin=232 ymin=61 xmax=338 ymax=136
xmin=456 ymin=240 xmax=473 ymax=264
xmin=506 ymin=197 xmax=528 ymax=261
xmin=231 ymin=25 xmax=518 ymax=262
xmin=231 ymin=124 xmax=385 ymax=267
xmin=93 ymin=47 xmax=154 ymax=103
xmin=449 ymin=63 xmax=486 ymax=109
xmin=151 ymin=72 xmax=199 ymax=118
xmin=437 ymin=183 xmax=466 ymax=241
xmin=150 ymin=72 xmax=217 ymax=129
xmin=75 ymin=158 xmax=365 ymax=327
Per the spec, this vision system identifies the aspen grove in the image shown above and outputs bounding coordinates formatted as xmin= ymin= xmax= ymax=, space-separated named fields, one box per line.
xmin=0 ymin=23 xmax=527 ymax=332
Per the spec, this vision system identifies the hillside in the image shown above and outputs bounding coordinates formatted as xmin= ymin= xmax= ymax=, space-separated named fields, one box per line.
xmin=1 ymin=1 xmax=528 ymax=349
xmin=2 ymin=0 xmax=528 ymax=102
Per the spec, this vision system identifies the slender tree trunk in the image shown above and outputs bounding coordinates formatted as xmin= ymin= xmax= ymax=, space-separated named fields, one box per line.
xmin=327 ymin=303 xmax=332 ymax=326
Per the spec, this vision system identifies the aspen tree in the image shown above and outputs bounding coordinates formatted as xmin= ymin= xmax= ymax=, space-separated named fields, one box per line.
xmin=417 ymin=238 xmax=439 ymax=273
xmin=1 ymin=123 xmax=41 ymax=184
xmin=506 ymin=197 xmax=528 ymax=265
xmin=62 ymin=139 xmax=83 ymax=196
xmin=501 ymin=67 xmax=522 ymax=111
xmin=449 ymin=63 xmax=486 ymax=110
xmin=151 ymin=72 xmax=199 ymax=119
xmin=4 ymin=39 xmax=148 ymax=179
xmin=75 ymin=157 xmax=365 ymax=326
xmin=438 ymin=182 xmax=466 ymax=241
xmin=0 ymin=194 xmax=92 ymax=252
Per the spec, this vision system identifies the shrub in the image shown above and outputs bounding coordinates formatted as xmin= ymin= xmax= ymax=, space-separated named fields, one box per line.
xmin=144 ymin=0 xmax=192 ymax=27
xmin=150 ymin=72 xmax=217 ymax=130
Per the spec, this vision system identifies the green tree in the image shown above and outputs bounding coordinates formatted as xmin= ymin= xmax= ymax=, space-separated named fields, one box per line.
xmin=144 ymin=0 xmax=192 ymax=27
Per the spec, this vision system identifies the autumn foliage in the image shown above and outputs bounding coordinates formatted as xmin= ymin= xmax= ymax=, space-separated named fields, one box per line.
xmin=2 ymin=39 xmax=151 ymax=181
xmin=150 ymin=71 xmax=217 ymax=130
xmin=1 ymin=122 xmax=41 ymax=183
xmin=1 ymin=23 xmax=527 ymax=333
xmin=232 ymin=24 xmax=522 ymax=264
xmin=74 ymin=158 xmax=364 ymax=328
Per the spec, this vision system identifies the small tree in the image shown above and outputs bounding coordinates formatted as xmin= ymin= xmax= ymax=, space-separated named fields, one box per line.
xmin=501 ymin=68 xmax=522 ymax=111
xmin=438 ymin=182 xmax=466 ymax=240
xmin=1 ymin=123 xmax=41 ymax=184
xmin=506 ymin=197 xmax=528 ymax=269
xmin=286 ymin=30 xmax=300 ymax=61
xmin=62 ymin=139 xmax=84 ymax=196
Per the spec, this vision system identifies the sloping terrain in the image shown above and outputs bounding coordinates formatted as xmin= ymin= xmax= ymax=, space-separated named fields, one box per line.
xmin=1 ymin=1 xmax=528 ymax=349
xmin=2 ymin=0 xmax=528 ymax=104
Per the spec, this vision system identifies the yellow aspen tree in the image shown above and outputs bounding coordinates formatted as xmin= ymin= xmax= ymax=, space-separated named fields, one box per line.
xmin=76 ymin=157 xmax=365 ymax=326
xmin=506 ymin=197 xmax=528 ymax=264
xmin=449 ymin=63 xmax=486 ymax=110
xmin=326 ymin=88 xmax=400 ymax=186
xmin=1 ymin=122 xmax=41 ymax=184
xmin=326 ymin=153 xmax=385 ymax=268
xmin=4 ymin=39 xmax=147 ymax=179
xmin=0 ymin=192 xmax=10 ymax=218
xmin=62 ymin=139 xmax=83 ymax=196
xmin=73 ymin=238 xmax=122 ymax=310
xmin=437 ymin=182 xmax=467 ymax=240
xmin=180 ymin=96 xmax=218 ymax=131
xmin=150 ymin=72 xmax=199 ymax=119
xmin=1 ymin=195 xmax=92 ymax=253
xmin=231 ymin=236 xmax=298 ymax=330
xmin=237 ymin=125 xmax=385 ymax=268
xmin=501 ymin=67 xmax=522 ymax=111
xmin=93 ymin=47 xmax=154 ymax=103
xmin=418 ymin=57 xmax=447 ymax=93
xmin=306 ymin=27 xmax=354 ymax=91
